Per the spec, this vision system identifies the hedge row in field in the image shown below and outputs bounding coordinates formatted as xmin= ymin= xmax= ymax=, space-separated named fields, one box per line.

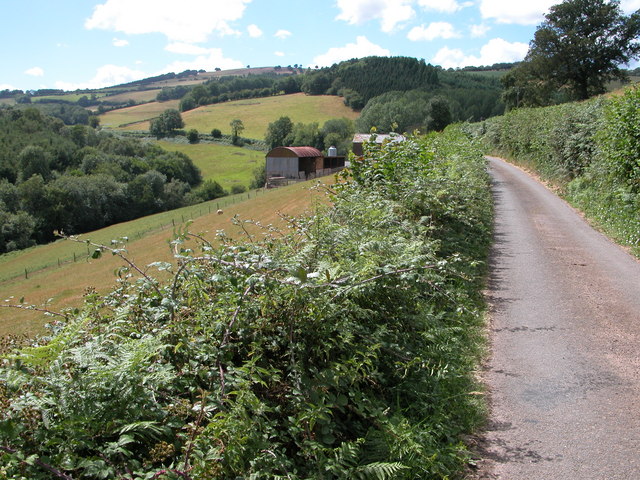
xmin=0 ymin=126 xmax=492 ymax=479
xmin=478 ymin=85 xmax=640 ymax=255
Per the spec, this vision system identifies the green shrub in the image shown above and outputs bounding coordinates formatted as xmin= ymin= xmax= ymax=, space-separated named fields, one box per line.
xmin=230 ymin=184 xmax=246 ymax=194
xmin=0 ymin=126 xmax=492 ymax=479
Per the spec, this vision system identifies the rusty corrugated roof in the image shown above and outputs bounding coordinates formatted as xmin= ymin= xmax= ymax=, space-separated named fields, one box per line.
xmin=268 ymin=146 xmax=322 ymax=157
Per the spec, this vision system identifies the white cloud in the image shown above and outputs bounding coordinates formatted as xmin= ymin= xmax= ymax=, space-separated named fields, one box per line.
xmin=622 ymin=0 xmax=640 ymax=11
xmin=162 ymin=44 xmax=243 ymax=71
xmin=432 ymin=38 xmax=529 ymax=68
xmin=55 ymin=64 xmax=147 ymax=90
xmin=25 ymin=67 xmax=44 ymax=77
xmin=112 ymin=37 xmax=129 ymax=47
xmin=0 ymin=84 xmax=17 ymax=91
xmin=408 ymin=22 xmax=459 ymax=41
xmin=275 ymin=29 xmax=292 ymax=39
xmin=247 ymin=24 xmax=263 ymax=38
xmin=479 ymin=0 xmax=555 ymax=25
xmin=274 ymin=51 xmax=285 ymax=57
xmin=165 ymin=42 xmax=211 ymax=55
xmin=335 ymin=0 xmax=415 ymax=32
xmin=312 ymin=36 xmax=391 ymax=67
xmin=85 ymin=0 xmax=250 ymax=43
xmin=161 ymin=49 xmax=244 ymax=73
xmin=470 ymin=24 xmax=491 ymax=38
xmin=417 ymin=0 xmax=463 ymax=14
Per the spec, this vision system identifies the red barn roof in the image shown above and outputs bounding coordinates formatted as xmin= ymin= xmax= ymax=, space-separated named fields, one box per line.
xmin=267 ymin=146 xmax=322 ymax=158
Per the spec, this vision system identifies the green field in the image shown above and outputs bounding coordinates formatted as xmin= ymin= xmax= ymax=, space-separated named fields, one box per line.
xmin=108 ymin=93 xmax=359 ymax=139
xmin=0 ymin=177 xmax=333 ymax=336
xmin=157 ymin=140 xmax=264 ymax=189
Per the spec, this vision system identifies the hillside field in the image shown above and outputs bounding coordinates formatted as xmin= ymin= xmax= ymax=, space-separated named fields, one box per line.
xmin=0 ymin=177 xmax=333 ymax=337
xmin=100 ymin=88 xmax=162 ymax=105
xmin=108 ymin=93 xmax=359 ymax=139
xmin=157 ymin=140 xmax=264 ymax=189
xmin=99 ymin=99 xmax=180 ymax=127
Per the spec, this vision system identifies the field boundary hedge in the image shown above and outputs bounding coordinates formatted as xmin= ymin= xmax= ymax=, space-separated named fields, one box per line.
xmin=0 ymin=126 xmax=492 ymax=479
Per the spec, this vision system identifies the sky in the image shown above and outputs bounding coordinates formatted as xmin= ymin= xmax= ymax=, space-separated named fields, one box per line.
xmin=3 ymin=0 xmax=640 ymax=92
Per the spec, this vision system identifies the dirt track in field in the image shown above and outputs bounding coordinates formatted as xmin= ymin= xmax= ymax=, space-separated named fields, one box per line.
xmin=470 ymin=157 xmax=640 ymax=479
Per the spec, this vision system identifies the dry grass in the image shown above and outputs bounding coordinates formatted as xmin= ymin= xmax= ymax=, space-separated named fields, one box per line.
xmin=0 ymin=177 xmax=335 ymax=337
xmin=107 ymin=93 xmax=358 ymax=139
xmin=102 ymin=89 xmax=162 ymax=104
xmin=99 ymin=100 xmax=180 ymax=127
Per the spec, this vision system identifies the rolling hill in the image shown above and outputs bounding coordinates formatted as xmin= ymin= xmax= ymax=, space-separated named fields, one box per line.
xmin=102 ymin=93 xmax=359 ymax=139
xmin=0 ymin=176 xmax=333 ymax=337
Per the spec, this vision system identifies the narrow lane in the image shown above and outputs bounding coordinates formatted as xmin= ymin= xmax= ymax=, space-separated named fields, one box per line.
xmin=473 ymin=157 xmax=640 ymax=479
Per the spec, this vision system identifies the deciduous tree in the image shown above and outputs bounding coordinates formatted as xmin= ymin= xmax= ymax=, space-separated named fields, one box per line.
xmin=265 ymin=116 xmax=293 ymax=149
xmin=230 ymin=119 xmax=244 ymax=145
xmin=505 ymin=0 xmax=640 ymax=106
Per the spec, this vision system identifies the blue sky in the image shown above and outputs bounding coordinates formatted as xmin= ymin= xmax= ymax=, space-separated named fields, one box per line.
xmin=3 ymin=0 xmax=640 ymax=92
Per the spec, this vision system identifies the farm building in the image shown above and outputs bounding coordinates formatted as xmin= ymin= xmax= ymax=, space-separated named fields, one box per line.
xmin=352 ymin=133 xmax=406 ymax=156
xmin=265 ymin=146 xmax=345 ymax=185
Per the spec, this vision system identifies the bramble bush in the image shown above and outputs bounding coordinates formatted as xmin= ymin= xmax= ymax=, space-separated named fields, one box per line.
xmin=0 ymin=126 xmax=492 ymax=479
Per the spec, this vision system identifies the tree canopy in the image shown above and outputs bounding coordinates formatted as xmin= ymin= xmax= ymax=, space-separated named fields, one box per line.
xmin=0 ymin=106 xmax=204 ymax=252
xmin=503 ymin=0 xmax=640 ymax=108
xmin=150 ymin=109 xmax=184 ymax=138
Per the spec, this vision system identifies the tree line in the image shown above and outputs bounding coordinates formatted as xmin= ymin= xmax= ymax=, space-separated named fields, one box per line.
xmin=264 ymin=116 xmax=355 ymax=153
xmin=0 ymin=107 xmax=231 ymax=253
xmin=170 ymin=74 xmax=303 ymax=112
xmin=157 ymin=57 xmax=505 ymax=133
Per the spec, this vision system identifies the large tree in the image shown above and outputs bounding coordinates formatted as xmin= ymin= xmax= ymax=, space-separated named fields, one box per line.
xmin=504 ymin=0 xmax=640 ymax=107
xmin=150 ymin=109 xmax=184 ymax=138
xmin=265 ymin=116 xmax=293 ymax=149
xmin=230 ymin=119 xmax=244 ymax=145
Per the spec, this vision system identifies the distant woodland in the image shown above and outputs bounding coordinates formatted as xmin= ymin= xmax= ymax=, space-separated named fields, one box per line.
xmin=0 ymin=107 xmax=217 ymax=253
xmin=170 ymin=57 xmax=507 ymax=133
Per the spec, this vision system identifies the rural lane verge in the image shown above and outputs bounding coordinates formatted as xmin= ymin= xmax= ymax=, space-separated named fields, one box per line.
xmin=471 ymin=157 xmax=640 ymax=479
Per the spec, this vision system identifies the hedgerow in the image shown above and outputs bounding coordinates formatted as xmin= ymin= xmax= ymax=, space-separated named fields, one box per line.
xmin=0 ymin=126 xmax=492 ymax=479
xmin=476 ymin=84 xmax=640 ymax=255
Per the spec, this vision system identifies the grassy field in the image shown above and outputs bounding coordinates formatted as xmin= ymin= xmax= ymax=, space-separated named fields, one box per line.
xmin=157 ymin=141 xmax=264 ymax=189
xmin=99 ymin=99 xmax=180 ymax=127
xmin=0 ymin=177 xmax=334 ymax=337
xmin=102 ymin=89 xmax=162 ymax=104
xmin=111 ymin=93 xmax=359 ymax=139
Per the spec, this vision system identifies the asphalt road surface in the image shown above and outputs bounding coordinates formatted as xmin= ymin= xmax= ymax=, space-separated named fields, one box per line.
xmin=472 ymin=157 xmax=640 ymax=479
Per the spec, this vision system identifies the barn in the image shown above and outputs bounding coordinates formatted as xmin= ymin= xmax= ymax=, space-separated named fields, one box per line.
xmin=352 ymin=133 xmax=405 ymax=156
xmin=265 ymin=146 xmax=324 ymax=180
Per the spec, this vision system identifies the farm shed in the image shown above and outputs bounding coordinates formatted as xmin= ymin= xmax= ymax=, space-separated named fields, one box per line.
xmin=352 ymin=133 xmax=406 ymax=156
xmin=265 ymin=146 xmax=324 ymax=180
